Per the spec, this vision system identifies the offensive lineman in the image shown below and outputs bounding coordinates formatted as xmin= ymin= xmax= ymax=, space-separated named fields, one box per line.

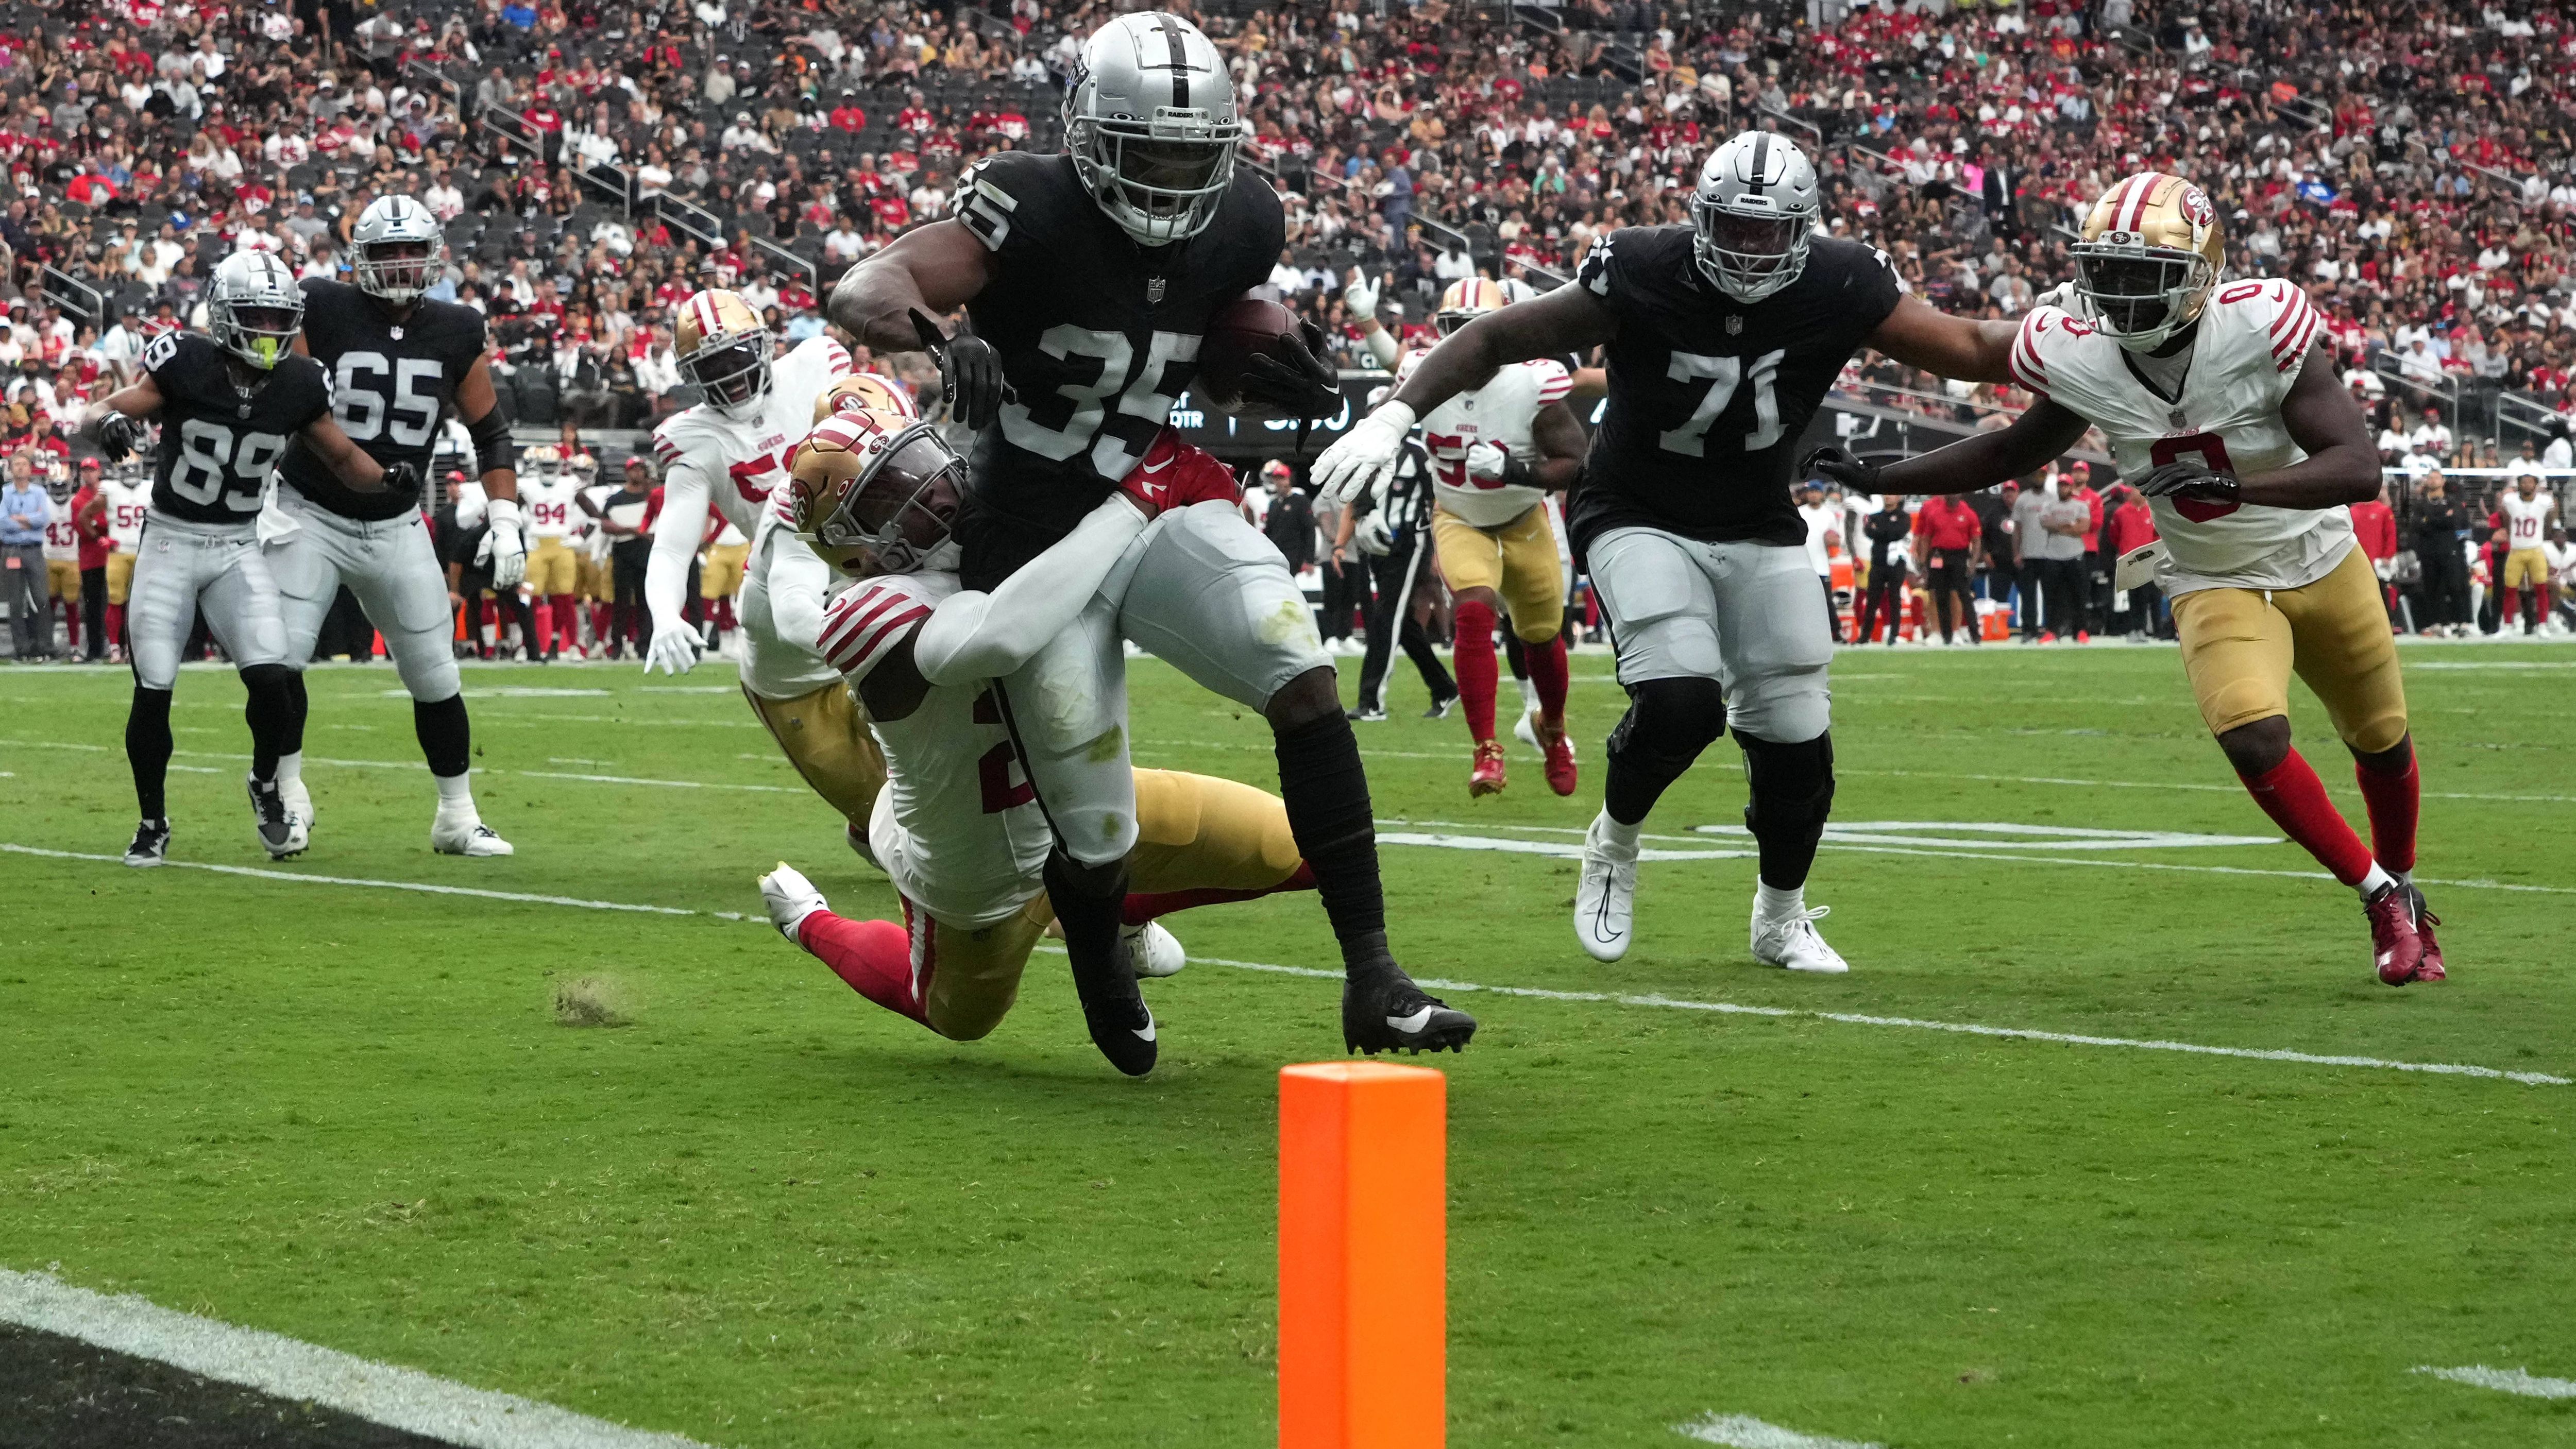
xmin=1807 ymin=172 xmax=2443 ymax=985
xmin=267 ymin=194 xmax=522 ymax=856
xmin=83 ymin=249 xmax=405 ymax=865
xmin=1314 ymin=131 xmax=2026 ymax=974
xmin=831 ymin=10 xmax=1473 ymax=1056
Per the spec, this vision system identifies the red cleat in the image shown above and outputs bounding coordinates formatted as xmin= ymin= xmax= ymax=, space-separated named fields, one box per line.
xmin=2407 ymin=884 xmax=2446 ymax=982
xmin=2365 ymin=882 xmax=2427 ymax=985
xmin=1468 ymin=740 xmax=1508 ymax=798
xmin=1531 ymin=711 xmax=1578 ymax=796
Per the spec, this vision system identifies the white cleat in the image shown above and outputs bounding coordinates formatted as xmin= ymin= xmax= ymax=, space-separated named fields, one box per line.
xmin=431 ymin=812 xmax=515 ymax=857
xmin=279 ymin=776 xmax=313 ymax=836
xmin=1513 ymin=708 xmax=1540 ymax=753
xmin=1751 ymin=904 xmax=1851 ymax=974
xmin=1573 ymin=812 xmax=1638 ymax=962
xmin=758 ymin=861 xmax=829 ymax=943
xmin=1122 ymin=920 xmax=1187 ymax=979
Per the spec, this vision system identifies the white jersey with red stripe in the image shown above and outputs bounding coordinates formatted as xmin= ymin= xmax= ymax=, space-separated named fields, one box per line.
xmin=519 ymin=471 xmax=583 ymax=541
xmin=42 ymin=496 xmax=78 ymax=561
xmin=2009 ymin=279 xmax=2353 ymax=595
xmin=2500 ymin=490 xmax=2555 ymax=550
xmin=649 ymin=334 xmax=854 ymax=539
xmin=103 ymin=477 xmax=151 ymax=551
xmin=1395 ymin=350 xmax=1572 ymax=529
xmin=818 ymin=571 xmax=1052 ymax=927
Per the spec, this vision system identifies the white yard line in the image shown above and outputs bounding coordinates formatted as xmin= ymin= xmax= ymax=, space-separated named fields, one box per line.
xmin=0 ymin=844 xmax=747 ymax=920
xmin=0 ymin=1268 xmax=720 ymax=1449
xmin=1843 ymin=766 xmax=2576 ymax=807
xmin=2412 ymin=1365 xmax=2576 ymax=1399
xmin=0 ymin=739 xmax=796 ymax=794
xmin=1674 ymin=1412 xmax=1884 ymax=1448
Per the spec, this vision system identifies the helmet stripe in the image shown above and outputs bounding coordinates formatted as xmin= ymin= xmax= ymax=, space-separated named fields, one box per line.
xmin=1156 ymin=12 xmax=1190 ymax=110
xmin=1749 ymin=131 xmax=1770 ymax=182
xmin=2117 ymin=173 xmax=2159 ymax=234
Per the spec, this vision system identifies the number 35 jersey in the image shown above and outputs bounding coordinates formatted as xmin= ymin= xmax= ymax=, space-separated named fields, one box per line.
xmin=951 ymin=150 xmax=1282 ymax=577
xmin=2009 ymin=279 xmax=2351 ymax=596
xmin=276 ymin=279 xmax=488 ymax=522
xmin=1570 ymin=226 xmax=1901 ymax=555
xmin=141 ymin=330 xmax=335 ymax=525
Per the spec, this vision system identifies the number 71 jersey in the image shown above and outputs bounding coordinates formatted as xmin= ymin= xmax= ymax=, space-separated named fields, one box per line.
xmin=2008 ymin=278 xmax=2353 ymax=594
xmin=142 ymin=330 xmax=335 ymax=525
xmin=277 ymin=278 xmax=488 ymax=522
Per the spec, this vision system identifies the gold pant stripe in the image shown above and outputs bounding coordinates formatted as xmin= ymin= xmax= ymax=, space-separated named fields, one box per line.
xmin=2172 ymin=544 xmax=2408 ymax=753
xmin=702 ymin=541 xmax=750 ymax=600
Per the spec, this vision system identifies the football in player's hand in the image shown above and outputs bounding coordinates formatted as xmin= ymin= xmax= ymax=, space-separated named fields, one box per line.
xmin=1195 ymin=297 xmax=1314 ymax=413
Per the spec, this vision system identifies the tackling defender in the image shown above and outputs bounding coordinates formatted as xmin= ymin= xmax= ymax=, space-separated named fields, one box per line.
xmin=267 ymin=194 xmax=521 ymax=856
xmin=1808 ymin=171 xmax=2443 ymax=984
xmin=1315 ymin=131 xmax=2024 ymax=974
xmin=760 ymin=413 xmax=1309 ymax=1073
xmin=84 ymin=250 xmax=404 ymax=865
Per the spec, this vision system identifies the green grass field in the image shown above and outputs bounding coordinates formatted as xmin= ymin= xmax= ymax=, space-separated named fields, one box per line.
xmin=3 ymin=641 xmax=2571 ymax=1447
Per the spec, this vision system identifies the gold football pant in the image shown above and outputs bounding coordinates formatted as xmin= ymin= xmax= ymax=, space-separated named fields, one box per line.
xmin=908 ymin=770 xmax=1308 ymax=1041
xmin=1431 ymin=504 xmax=1564 ymax=641
xmin=2172 ymin=545 xmax=2408 ymax=752
xmin=744 ymin=680 xmax=887 ymax=830
xmin=701 ymin=541 xmax=750 ymax=600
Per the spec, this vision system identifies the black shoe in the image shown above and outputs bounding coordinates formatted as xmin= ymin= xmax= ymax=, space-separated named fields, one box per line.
xmin=1343 ymin=958 xmax=1476 ymax=1055
xmin=246 ymin=775 xmax=306 ymax=859
xmin=124 ymin=817 xmax=170 ymax=868
xmin=1346 ymin=703 xmax=1388 ymax=722
xmin=1067 ymin=947 xmax=1158 ymax=1077
xmin=1421 ymin=694 xmax=1456 ymax=721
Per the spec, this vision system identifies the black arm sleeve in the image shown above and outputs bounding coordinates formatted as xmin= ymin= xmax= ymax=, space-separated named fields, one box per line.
xmin=468 ymin=407 xmax=514 ymax=478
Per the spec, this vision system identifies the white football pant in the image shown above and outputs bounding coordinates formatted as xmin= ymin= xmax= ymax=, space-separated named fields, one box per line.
xmin=126 ymin=512 xmax=289 ymax=690
xmin=264 ymin=484 xmax=462 ymax=701
xmin=1585 ymin=526 xmax=1835 ymax=743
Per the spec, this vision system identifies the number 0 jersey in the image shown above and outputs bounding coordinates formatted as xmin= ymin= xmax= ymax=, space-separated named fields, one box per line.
xmin=2008 ymin=279 xmax=2353 ymax=596
xmin=950 ymin=149 xmax=1283 ymax=582
xmin=277 ymin=279 xmax=489 ymax=522
xmin=1569 ymin=226 xmax=1902 ymax=554
xmin=1394 ymin=350 xmax=1572 ymax=529
xmin=140 ymin=330 xmax=335 ymax=525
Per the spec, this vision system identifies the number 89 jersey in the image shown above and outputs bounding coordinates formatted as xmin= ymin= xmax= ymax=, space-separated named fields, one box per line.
xmin=1569 ymin=226 xmax=1901 ymax=554
xmin=141 ymin=330 xmax=335 ymax=525
xmin=276 ymin=278 xmax=489 ymax=522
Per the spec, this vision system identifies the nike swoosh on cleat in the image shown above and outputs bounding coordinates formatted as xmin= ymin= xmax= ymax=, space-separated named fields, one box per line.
xmin=1133 ymin=1013 xmax=1156 ymax=1043
xmin=1387 ymin=1006 xmax=1436 ymax=1033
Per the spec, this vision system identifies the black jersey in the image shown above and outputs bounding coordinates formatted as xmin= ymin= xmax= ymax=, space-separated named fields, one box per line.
xmin=276 ymin=278 xmax=489 ymax=522
xmin=1567 ymin=228 xmax=1902 ymax=554
xmin=950 ymin=149 xmax=1284 ymax=584
xmin=139 ymin=330 xmax=335 ymax=525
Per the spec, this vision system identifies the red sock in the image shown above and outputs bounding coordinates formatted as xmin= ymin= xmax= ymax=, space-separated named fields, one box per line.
xmin=1121 ymin=863 xmax=1317 ymax=925
xmin=533 ymin=598 xmax=555 ymax=656
xmin=1453 ymin=598 xmax=1499 ymax=742
xmin=2238 ymin=748 xmax=2374 ymax=886
xmin=105 ymin=601 xmax=123 ymax=650
xmin=549 ymin=595 xmax=576 ymax=650
xmin=2355 ymin=751 xmax=2418 ymax=875
xmin=796 ymin=911 xmax=929 ymax=1027
xmin=1524 ymin=631 xmax=1569 ymax=725
xmin=714 ymin=596 xmax=737 ymax=631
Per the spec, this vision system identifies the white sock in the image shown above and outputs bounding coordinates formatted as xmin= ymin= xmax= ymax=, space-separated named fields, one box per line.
xmin=1594 ymin=809 xmax=1641 ymax=853
xmin=1756 ymin=881 xmax=1806 ymax=919
xmin=2392 ymin=867 xmax=2413 ymax=888
xmin=275 ymin=751 xmax=303 ymax=789
xmin=2355 ymin=861 xmax=2395 ymax=900
xmin=434 ymin=771 xmax=474 ymax=811
xmin=1515 ymin=676 xmax=1539 ymax=714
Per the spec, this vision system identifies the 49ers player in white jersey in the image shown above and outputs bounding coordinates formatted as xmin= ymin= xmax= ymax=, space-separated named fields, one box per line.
xmin=515 ymin=446 xmax=586 ymax=660
xmin=752 ymin=413 xmax=1313 ymax=1076
xmin=1813 ymin=171 xmax=2443 ymax=986
xmin=1371 ymin=278 xmax=1589 ymax=796
xmin=641 ymin=289 xmax=853 ymax=675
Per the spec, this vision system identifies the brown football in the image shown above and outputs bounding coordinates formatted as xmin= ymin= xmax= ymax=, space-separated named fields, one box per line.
xmin=1193 ymin=296 xmax=1304 ymax=408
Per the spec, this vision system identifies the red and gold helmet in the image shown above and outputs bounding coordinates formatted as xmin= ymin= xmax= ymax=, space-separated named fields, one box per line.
xmin=784 ymin=406 xmax=966 ymax=575
xmin=1434 ymin=277 xmax=1508 ymax=336
xmin=2072 ymin=172 xmax=2225 ymax=353
xmin=675 ymin=288 xmax=774 ymax=416
xmin=812 ymin=371 xmax=921 ymax=425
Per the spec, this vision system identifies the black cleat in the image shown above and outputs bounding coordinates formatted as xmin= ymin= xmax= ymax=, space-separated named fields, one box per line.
xmin=124 ymin=818 xmax=170 ymax=868
xmin=1420 ymin=694 xmax=1457 ymax=721
xmin=1067 ymin=950 xmax=1159 ymax=1077
xmin=246 ymin=775 xmax=307 ymax=859
xmin=1343 ymin=960 xmax=1476 ymax=1055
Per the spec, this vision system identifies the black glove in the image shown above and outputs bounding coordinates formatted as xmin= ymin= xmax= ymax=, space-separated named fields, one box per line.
xmin=98 ymin=413 xmax=148 ymax=463
xmin=2135 ymin=459 xmax=2241 ymax=506
xmin=1800 ymin=443 xmax=1880 ymax=493
xmin=910 ymin=308 xmax=1007 ymax=430
xmin=1238 ymin=317 xmax=1343 ymax=421
xmin=380 ymin=460 xmax=422 ymax=497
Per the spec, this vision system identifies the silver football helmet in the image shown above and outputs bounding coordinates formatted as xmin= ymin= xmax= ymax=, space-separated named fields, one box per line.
xmin=351 ymin=194 xmax=446 ymax=304
xmin=1063 ymin=13 xmax=1244 ymax=246
xmin=208 ymin=249 xmax=305 ymax=370
xmin=1690 ymin=131 xmax=1821 ymax=303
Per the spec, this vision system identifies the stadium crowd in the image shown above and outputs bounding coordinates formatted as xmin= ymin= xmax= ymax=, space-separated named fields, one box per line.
xmin=1 ymin=0 xmax=2572 ymax=660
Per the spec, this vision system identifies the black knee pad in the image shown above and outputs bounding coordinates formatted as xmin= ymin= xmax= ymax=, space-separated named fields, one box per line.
xmin=1738 ymin=730 xmax=1836 ymax=838
xmin=1607 ymin=676 xmax=1728 ymax=771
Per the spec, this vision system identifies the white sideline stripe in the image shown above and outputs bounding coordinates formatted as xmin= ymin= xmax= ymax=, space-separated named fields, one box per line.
xmin=0 ymin=1268 xmax=720 ymax=1449
xmin=14 ymin=842 xmax=2565 ymax=1087
xmin=1674 ymin=1413 xmax=1883 ymax=1448
xmin=1381 ymin=830 xmax=1755 ymax=863
xmin=1845 ymin=766 xmax=2576 ymax=808
xmin=2413 ymin=1365 xmax=2576 ymax=1399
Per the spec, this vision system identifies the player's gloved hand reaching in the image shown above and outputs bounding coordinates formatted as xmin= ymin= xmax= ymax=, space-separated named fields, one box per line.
xmin=1311 ymin=400 xmax=1415 ymax=509
xmin=1236 ymin=318 xmax=1342 ymax=421
xmin=1465 ymin=440 xmax=1532 ymax=490
xmin=1799 ymin=444 xmax=1882 ymax=495
xmin=477 ymin=495 xmax=527 ymax=589
xmin=910 ymin=308 xmax=1007 ymax=430
xmin=1118 ymin=430 xmax=1243 ymax=517
xmin=1341 ymin=268 xmax=1378 ymax=321
xmin=644 ymin=618 xmax=703 ymax=676
xmin=97 ymin=413 xmax=149 ymax=463
xmin=2136 ymin=458 xmax=2241 ymax=507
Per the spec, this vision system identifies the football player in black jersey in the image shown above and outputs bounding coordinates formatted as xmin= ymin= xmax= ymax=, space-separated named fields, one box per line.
xmin=266 ymin=194 xmax=522 ymax=857
xmin=1317 ymin=131 xmax=2024 ymax=975
xmin=80 ymin=250 xmax=406 ymax=867
xmin=829 ymin=11 xmax=1473 ymax=1063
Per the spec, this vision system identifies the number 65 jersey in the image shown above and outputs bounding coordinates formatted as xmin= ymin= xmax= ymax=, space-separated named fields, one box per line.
xmin=275 ymin=278 xmax=487 ymax=522
xmin=141 ymin=330 xmax=335 ymax=524
xmin=2008 ymin=279 xmax=2352 ymax=596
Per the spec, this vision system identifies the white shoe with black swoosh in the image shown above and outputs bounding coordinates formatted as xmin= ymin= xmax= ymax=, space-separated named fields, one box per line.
xmin=1574 ymin=811 xmax=1637 ymax=962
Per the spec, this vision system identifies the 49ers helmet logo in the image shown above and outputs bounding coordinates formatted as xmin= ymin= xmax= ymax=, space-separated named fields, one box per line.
xmin=2178 ymin=185 xmax=2215 ymax=230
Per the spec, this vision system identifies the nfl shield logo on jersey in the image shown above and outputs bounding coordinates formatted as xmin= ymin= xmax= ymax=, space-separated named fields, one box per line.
xmin=1146 ymin=277 xmax=1166 ymax=304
